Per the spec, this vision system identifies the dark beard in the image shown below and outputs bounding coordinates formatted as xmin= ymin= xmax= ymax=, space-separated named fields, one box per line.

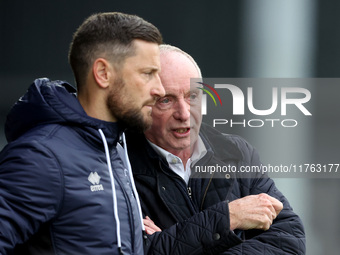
xmin=107 ymin=77 xmax=151 ymax=132
xmin=116 ymin=107 xmax=150 ymax=132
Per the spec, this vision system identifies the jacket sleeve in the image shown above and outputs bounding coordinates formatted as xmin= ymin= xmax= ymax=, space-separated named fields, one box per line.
xmin=223 ymin=135 xmax=306 ymax=255
xmin=0 ymin=141 xmax=63 ymax=254
xmin=144 ymin=201 xmax=242 ymax=255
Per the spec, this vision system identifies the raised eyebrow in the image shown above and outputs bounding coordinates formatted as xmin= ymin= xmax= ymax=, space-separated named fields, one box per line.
xmin=162 ymin=93 xmax=177 ymax=98
xmin=191 ymin=87 xmax=201 ymax=92
xmin=186 ymin=88 xmax=201 ymax=96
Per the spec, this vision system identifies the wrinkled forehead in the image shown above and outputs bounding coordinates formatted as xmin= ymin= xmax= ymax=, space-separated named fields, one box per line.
xmin=160 ymin=52 xmax=201 ymax=94
xmin=162 ymin=82 xmax=202 ymax=98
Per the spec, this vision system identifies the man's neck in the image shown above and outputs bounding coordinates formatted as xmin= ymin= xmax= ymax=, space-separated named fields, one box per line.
xmin=78 ymin=90 xmax=116 ymax=122
xmin=169 ymin=148 xmax=192 ymax=167
xmin=147 ymin=136 xmax=207 ymax=169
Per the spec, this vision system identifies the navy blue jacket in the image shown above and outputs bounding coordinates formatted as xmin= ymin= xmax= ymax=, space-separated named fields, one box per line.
xmin=0 ymin=78 xmax=143 ymax=254
xmin=126 ymin=124 xmax=306 ymax=254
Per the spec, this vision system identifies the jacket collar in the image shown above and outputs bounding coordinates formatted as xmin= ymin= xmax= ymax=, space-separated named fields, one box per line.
xmin=5 ymin=78 xmax=124 ymax=146
xmin=199 ymin=123 xmax=243 ymax=162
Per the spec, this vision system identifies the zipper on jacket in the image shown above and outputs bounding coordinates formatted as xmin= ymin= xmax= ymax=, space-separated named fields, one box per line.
xmin=200 ymin=176 xmax=213 ymax=211
xmin=187 ymin=186 xmax=192 ymax=199
xmin=158 ymin=161 xmax=198 ymax=215
xmin=111 ymin=162 xmax=135 ymax=253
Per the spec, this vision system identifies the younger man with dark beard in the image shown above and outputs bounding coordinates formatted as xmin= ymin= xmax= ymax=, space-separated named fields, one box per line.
xmin=0 ymin=12 xmax=165 ymax=255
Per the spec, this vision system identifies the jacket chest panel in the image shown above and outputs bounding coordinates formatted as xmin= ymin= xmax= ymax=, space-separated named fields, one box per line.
xmin=51 ymin=146 xmax=140 ymax=253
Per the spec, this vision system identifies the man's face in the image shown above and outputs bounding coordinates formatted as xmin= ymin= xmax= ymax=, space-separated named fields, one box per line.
xmin=144 ymin=51 xmax=202 ymax=155
xmin=107 ymin=39 xmax=165 ymax=131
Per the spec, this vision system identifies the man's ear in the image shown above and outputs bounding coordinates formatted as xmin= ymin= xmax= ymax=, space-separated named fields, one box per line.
xmin=92 ymin=58 xmax=114 ymax=89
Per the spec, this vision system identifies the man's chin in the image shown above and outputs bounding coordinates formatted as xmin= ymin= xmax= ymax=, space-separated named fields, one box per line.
xmin=129 ymin=116 xmax=153 ymax=133
xmin=116 ymin=111 xmax=148 ymax=133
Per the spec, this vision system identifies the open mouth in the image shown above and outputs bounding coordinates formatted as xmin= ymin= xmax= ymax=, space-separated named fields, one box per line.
xmin=172 ymin=128 xmax=191 ymax=136
xmin=175 ymin=128 xmax=189 ymax=133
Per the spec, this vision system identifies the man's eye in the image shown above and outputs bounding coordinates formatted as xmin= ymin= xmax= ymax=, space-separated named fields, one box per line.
xmin=189 ymin=92 xmax=200 ymax=101
xmin=156 ymin=97 xmax=173 ymax=110
xmin=190 ymin=94 xmax=197 ymax=100
xmin=159 ymin=98 xmax=170 ymax=104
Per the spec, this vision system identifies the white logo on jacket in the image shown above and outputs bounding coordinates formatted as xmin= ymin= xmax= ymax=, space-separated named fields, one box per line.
xmin=88 ymin=172 xmax=104 ymax=192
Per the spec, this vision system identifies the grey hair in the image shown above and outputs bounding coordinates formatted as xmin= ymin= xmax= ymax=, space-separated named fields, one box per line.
xmin=159 ymin=44 xmax=202 ymax=78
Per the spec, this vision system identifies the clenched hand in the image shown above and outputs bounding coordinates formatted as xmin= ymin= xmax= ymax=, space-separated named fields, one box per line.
xmin=229 ymin=193 xmax=283 ymax=231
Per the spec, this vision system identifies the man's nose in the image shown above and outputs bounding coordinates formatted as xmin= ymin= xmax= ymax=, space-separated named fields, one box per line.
xmin=173 ymin=99 xmax=190 ymax=121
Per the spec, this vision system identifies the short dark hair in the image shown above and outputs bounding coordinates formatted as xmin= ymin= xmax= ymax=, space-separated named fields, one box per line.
xmin=68 ymin=12 xmax=163 ymax=90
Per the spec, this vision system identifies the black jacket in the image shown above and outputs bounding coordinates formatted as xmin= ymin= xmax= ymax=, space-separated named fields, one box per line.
xmin=126 ymin=123 xmax=306 ymax=254
xmin=0 ymin=79 xmax=143 ymax=254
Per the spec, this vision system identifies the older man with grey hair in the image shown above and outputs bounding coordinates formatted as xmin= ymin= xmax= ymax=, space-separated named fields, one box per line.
xmin=126 ymin=44 xmax=306 ymax=255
